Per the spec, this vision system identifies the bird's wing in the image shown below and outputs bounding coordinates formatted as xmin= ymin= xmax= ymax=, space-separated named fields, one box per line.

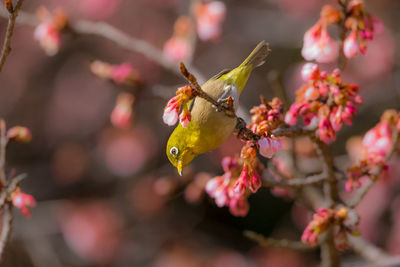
xmin=209 ymin=69 xmax=231 ymax=81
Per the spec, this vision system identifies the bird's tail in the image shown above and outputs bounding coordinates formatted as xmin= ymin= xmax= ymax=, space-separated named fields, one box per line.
xmin=239 ymin=41 xmax=270 ymax=68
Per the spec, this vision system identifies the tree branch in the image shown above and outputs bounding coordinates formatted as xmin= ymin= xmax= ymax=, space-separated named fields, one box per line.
xmin=349 ymin=235 xmax=400 ymax=267
xmin=0 ymin=6 xmax=205 ymax=82
xmin=0 ymin=0 xmax=25 ymax=72
xmin=0 ymin=203 xmax=12 ymax=261
xmin=263 ymin=172 xmax=327 ymax=188
xmin=244 ymin=230 xmax=314 ymax=251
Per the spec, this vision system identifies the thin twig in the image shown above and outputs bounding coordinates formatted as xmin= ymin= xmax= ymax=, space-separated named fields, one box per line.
xmin=349 ymin=235 xmax=400 ymax=267
xmin=0 ymin=0 xmax=25 ymax=72
xmin=0 ymin=203 xmax=12 ymax=261
xmin=0 ymin=6 xmax=205 ymax=82
xmin=244 ymin=230 xmax=314 ymax=251
xmin=0 ymin=120 xmax=7 ymax=186
xmin=263 ymin=172 xmax=327 ymax=188
xmin=271 ymin=126 xmax=313 ymax=138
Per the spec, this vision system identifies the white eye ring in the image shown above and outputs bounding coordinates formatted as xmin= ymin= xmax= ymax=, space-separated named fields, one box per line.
xmin=170 ymin=147 xmax=179 ymax=156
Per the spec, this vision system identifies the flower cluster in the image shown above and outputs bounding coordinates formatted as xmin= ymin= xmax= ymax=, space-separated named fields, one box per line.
xmin=301 ymin=5 xmax=340 ymax=63
xmin=34 ymin=7 xmax=68 ymax=56
xmin=163 ymin=85 xmax=196 ymax=127
xmin=343 ymin=0 xmax=383 ymax=58
xmin=205 ymin=156 xmax=263 ymax=217
xmin=302 ymin=207 xmax=360 ymax=250
xmin=248 ymin=97 xmax=284 ymax=158
xmin=90 ymin=61 xmax=141 ymax=86
xmin=302 ymin=1 xmax=382 ymax=63
xmin=346 ymin=110 xmax=400 ymax=192
xmin=163 ymin=16 xmax=193 ymax=62
xmin=285 ymin=64 xmax=363 ymax=144
xmin=193 ymin=1 xmax=226 ymax=41
xmin=11 ymin=187 xmax=36 ymax=217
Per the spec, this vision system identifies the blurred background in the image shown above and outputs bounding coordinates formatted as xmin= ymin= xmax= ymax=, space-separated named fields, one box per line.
xmin=0 ymin=0 xmax=399 ymax=266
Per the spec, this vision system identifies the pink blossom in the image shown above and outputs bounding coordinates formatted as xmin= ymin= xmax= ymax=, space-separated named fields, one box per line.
xmin=7 ymin=126 xmax=32 ymax=143
xmin=110 ymin=63 xmax=133 ymax=84
xmin=194 ymin=1 xmax=226 ymax=41
xmin=344 ymin=30 xmax=359 ymax=58
xmin=34 ymin=23 xmax=61 ymax=56
xmin=221 ymin=156 xmax=238 ymax=172
xmin=163 ymin=37 xmax=191 ymax=62
xmin=163 ymin=97 xmax=180 ymax=126
xmin=258 ymin=137 xmax=281 ymax=159
xmin=318 ymin=117 xmax=336 ymax=144
xmin=304 ymin=86 xmax=319 ymax=101
xmin=233 ymin=165 xmax=248 ymax=195
xmin=11 ymin=188 xmax=36 ymax=217
xmin=301 ymin=63 xmax=319 ymax=81
xmin=302 ymin=26 xmax=339 ymax=63
xmin=179 ymin=106 xmax=191 ymax=128
xmin=110 ymin=93 xmax=134 ymax=128
xmin=229 ymin=195 xmax=249 ymax=217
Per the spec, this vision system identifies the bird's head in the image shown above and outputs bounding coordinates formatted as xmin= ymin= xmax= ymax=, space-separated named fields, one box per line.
xmin=166 ymin=130 xmax=196 ymax=176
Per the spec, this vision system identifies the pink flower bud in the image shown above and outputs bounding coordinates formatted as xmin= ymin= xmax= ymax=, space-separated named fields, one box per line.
xmin=221 ymin=157 xmax=238 ymax=173
xmin=34 ymin=23 xmax=61 ymax=56
xmin=305 ymin=86 xmax=320 ymax=101
xmin=258 ymin=137 xmax=281 ymax=159
xmin=11 ymin=188 xmax=36 ymax=217
xmin=7 ymin=126 xmax=32 ymax=143
xmin=301 ymin=63 xmax=319 ymax=81
xmin=344 ymin=31 xmax=359 ymax=58
xmin=163 ymin=37 xmax=191 ymax=62
xmin=229 ymin=195 xmax=249 ymax=217
xmin=179 ymin=106 xmax=191 ymax=128
xmin=110 ymin=93 xmax=134 ymax=128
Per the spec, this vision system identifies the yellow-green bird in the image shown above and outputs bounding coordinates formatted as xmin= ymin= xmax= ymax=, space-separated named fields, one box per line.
xmin=166 ymin=41 xmax=270 ymax=175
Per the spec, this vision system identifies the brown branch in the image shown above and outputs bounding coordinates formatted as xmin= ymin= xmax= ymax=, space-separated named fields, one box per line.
xmin=0 ymin=120 xmax=7 ymax=187
xmin=0 ymin=6 xmax=205 ymax=82
xmin=313 ymin=138 xmax=339 ymax=206
xmin=271 ymin=126 xmax=313 ymax=138
xmin=0 ymin=0 xmax=25 ymax=72
xmin=0 ymin=203 xmax=12 ymax=261
xmin=349 ymin=235 xmax=400 ymax=266
xmin=320 ymin=227 xmax=340 ymax=267
xmin=263 ymin=172 xmax=327 ymax=188
xmin=244 ymin=230 xmax=314 ymax=251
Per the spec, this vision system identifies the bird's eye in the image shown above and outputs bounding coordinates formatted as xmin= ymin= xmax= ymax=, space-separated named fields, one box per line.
xmin=170 ymin=147 xmax=179 ymax=157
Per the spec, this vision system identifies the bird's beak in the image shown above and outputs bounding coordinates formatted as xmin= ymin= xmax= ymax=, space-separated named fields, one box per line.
xmin=177 ymin=160 xmax=183 ymax=176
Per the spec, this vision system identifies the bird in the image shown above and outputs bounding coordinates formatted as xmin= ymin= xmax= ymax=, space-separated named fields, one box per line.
xmin=166 ymin=41 xmax=270 ymax=175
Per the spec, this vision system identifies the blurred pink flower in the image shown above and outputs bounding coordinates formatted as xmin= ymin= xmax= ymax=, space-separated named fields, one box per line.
xmin=110 ymin=93 xmax=135 ymax=128
xmin=7 ymin=126 xmax=32 ymax=143
xmin=343 ymin=30 xmax=359 ymax=58
xmin=163 ymin=37 xmax=191 ymax=62
xmin=258 ymin=137 xmax=281 ymax=159
xmin=302 ymin=26 xmax=339 ymax=63
xmin=11 ymin=188 xmax=36 ymax=217
xmin=34 ymin=22 xmax=61 ymax=56
xmin=98 ymin=126 xmax=157 ymax=177
xmin=301 ymin=63 xmax=319 ymax=82
xmin=194 ymin=1 xmax=226 ymax=41
xmin=59 ymin=201 xmax=123 ymax=264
